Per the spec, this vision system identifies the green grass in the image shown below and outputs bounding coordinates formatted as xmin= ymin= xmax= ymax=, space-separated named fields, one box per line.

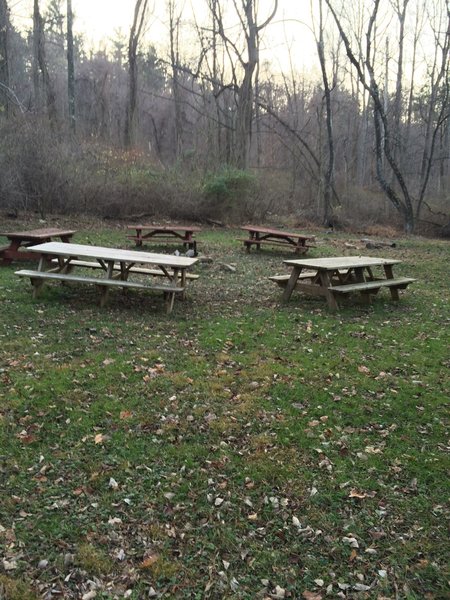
xmin=0 ymin=218 xmax=449 ymax=599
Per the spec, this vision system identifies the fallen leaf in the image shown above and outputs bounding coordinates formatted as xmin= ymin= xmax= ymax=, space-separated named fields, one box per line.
xmin=349 ymin=489 xmax=368 ymax=499
xmin=109 ymin=477 xmax=119 ymax=490
xmin=342 ymin=536 xmax=359 ymax=548
xmin=349 ymin=488 xmax=376 ymax=499
xmin=302 ymin=592 xmax=322 ymax=600
xmin=140 ymin=554 xmax=159 ymax=569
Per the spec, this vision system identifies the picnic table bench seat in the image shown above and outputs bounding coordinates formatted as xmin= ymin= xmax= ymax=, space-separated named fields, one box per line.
xmin=49 ymin=258 xmax=199 ymax=280
xmin=238 ymin=225 xmax=316 ymax=254
xmin=237 ymin=238 xmax=316 ymax=251
xmin=16 ymin=269 xmax=185 ymax=311
xmin=269 ymin=272 xmax=318 ymax=284
xmin=127 ymin=235 xmax=192 ymax=245
xmin=127 ymin=224 xmax=200 ymax=254
xmin=330 ymin=277 xmax=416 ymax=294
xmin=269 ymin=269 xmax=349 ymax=286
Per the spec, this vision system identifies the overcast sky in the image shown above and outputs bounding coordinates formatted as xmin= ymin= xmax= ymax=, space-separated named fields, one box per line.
xmin=9 ymin=0 xmax=318 ymax=72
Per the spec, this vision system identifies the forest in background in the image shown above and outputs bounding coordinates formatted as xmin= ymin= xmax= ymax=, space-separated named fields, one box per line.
xmin=0 ymin=0 xmax=448 ymax=234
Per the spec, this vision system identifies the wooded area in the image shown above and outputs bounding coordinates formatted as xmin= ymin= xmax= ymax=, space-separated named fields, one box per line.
xmin=0 ymin=0 xmax=448 ymax=233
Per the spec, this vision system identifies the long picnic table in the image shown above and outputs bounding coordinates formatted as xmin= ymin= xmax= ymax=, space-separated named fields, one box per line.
xmin=239 ymin=225 xmax=315 ymax=254
xmin=0 ymin=227 xmax=76 ymax=265
xmin=127 ymin=224 xmax=201 ymax=254
xmin=270 ymin=256 xmax=415 ymax=312
xmin=15 ymin=242 xmax=198 ymax=313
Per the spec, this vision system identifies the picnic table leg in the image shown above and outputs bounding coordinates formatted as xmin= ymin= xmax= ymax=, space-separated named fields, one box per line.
xmin=59 ymin=234 xmax=73 ymax=243
xmin=282 ymin=266 xmax=302 ymax=301
xmin=1 ymin=240 xmax=20 ymax=265
xmin=179 ymin=268 xmax=187 ymax=300
xmin=98 ymin=286 xmax=110 ymax=307
xmin=30 ymin=277 xmax=45 ymax=299
xmin=354 ymin=267 xmax=371 ymax=305
xmin=319 ymin=271 xmax=339 ymax=312
xmin=135 ymin=228 xmax=143 ymax=247
xmin=383 ymin=264 xmax=400 ymax=300
xmin=164 ymin=291 xmax=176 ymax=313
xmin=294 ymin=239 xmax=306 ymax=254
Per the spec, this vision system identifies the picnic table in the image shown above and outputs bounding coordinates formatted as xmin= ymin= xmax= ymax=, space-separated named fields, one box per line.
xmin=239 ymin=225 xmax=315 ymax=254
xmin=15 ymin=242 xmax=198 ymax=313
xmin=0 ymin=227 xmax=76 ymax=265
xmin=270 ymin=256 xmax=415 ymax=312
xmin=127 ymin=224 xmax=201 ymax=254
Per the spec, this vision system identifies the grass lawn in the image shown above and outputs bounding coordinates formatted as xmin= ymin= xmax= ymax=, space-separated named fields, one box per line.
xmin=0 ymin=218 xmax=449 ymax=599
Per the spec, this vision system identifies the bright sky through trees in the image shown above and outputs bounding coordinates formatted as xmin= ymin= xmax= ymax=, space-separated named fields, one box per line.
xmin=11 ymin=0 xmax=318 ymax=71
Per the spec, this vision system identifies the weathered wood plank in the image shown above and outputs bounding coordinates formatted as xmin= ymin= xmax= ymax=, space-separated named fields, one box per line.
xmin=16 ymin=269 xmax=184 ymax=292
xmin=330 ymin=277 xmax=415 ymax=294
xmin=50 ymin=259 xmax=199 ymax=280
xmin=237 ymin=238 xmax=315 ymax=248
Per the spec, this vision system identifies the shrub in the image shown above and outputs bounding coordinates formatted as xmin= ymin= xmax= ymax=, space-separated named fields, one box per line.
xmin=202 ymin=167 xmax=257 ymax=221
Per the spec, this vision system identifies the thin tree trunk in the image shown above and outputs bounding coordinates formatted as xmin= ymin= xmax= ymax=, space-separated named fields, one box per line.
xmin=33 ymin=0 xmax=57 ymax=122
xmin=0 ymin=0 xmax=9 ymax=116
xmin=124 ymin=0 xmax=148 ymax=148
xmin=316 ymin=0 xmax=336 ymax=225
xmin=67 ymin=0 xmax=75 ymax=132
xmin=168 ymin=0 xmax=183 ymax=159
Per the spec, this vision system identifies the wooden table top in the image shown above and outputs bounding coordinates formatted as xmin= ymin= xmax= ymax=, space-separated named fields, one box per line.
xmin=0 ymin=228 xmax=76 ymax=240
xmin=27 ymin=242 xmax=198 ymax=268
xmin=127 ymin=224 xmax=201 ymax=232
xmin=241 ymin=225 xmax=312 ymax=238
xmin=284 ymin=256 xmax=400 ymax=270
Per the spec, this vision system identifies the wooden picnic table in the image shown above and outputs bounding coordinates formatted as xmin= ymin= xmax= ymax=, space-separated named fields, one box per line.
xmin=270 ymin=256 xmax=415 ymax=312
xmin=239 ymin=225 xmax=315 ymax=254
xmin=15 ymin=242 xmax=198 ymax=313
xmin=127 ymin=224 xmax=201 ymax=254
xmin=0 ymin=227 xmax=76 ymax=265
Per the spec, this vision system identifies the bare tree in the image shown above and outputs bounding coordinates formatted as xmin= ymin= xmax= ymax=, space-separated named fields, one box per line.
xmin=313 ymin=0 xmax=337 ymax=225
xmin=124 ymin=0 xmax=148 ymax=148
xmin=0 ymin=0 xmax=9 ymax=116
xmin=391 ymin=0 xmax=409 ymax=168
xmin=33 ymin=0 xmax=57 ymax=121
xmin=416 ymin=3 xmax=449 ymax=219
xmin=209 ymin=0 xmax=278 ymax=169
xmin=325 ymin=0 xmax=417 ymax=232
xmin=67 ymin=0 xmax=75 ymax=131
xmin=168 ymin=0 xmax=184 ymax=158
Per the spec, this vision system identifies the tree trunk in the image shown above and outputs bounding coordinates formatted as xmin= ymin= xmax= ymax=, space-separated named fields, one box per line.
xmin=168 ymin=0 xmax=183 ymax=159
xmin=325 ymin=0 xmax=415 ymax=233
xmin=316 ymin=0 xmax=336 ymax=225
xmin=33 ymin=0 xmax=57 ymax=122
xmin=210 ymin=0 xmax=277 ymax=170
xmin=0 ymin=0 xmax=9 ymax=116
xmin=124 ymin=0 xmax=148 ymax=148
xmin=67 ymin=0 xmax=75 ymax=132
